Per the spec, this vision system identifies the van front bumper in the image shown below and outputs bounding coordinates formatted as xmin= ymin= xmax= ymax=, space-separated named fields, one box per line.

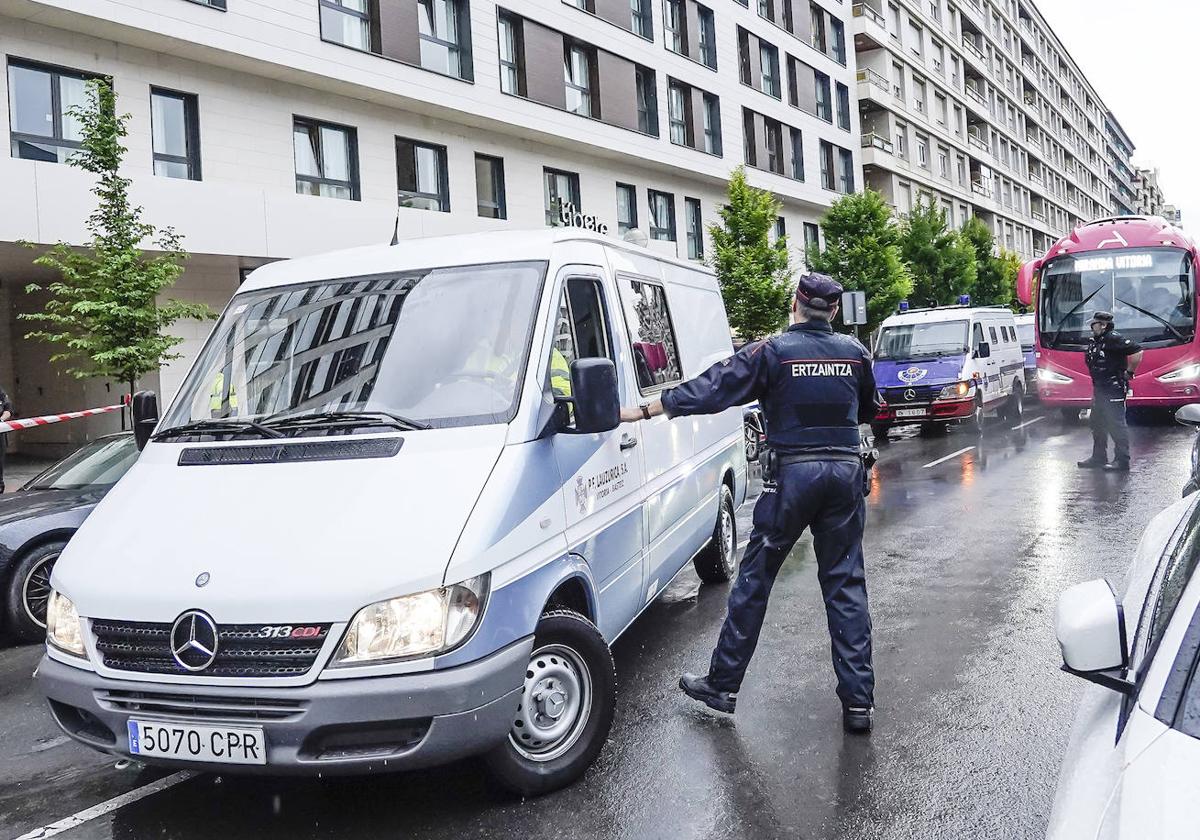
xmin=37 ymin=636 xmax=532 ymax=776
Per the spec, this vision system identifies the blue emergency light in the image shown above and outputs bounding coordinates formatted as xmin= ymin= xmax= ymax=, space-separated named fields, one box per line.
xmin=958 ymin=294 xmax=971 ymax=306
xmin=898 ymin=300 xmax=909 ymax=312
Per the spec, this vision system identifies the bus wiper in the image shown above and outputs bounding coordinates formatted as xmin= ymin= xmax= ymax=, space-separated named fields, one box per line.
xmin=153 ymin=418 xmax=285 ymax=441
xmin=1115 ymin=297 xmax=1191 ymax=344
xmin=267 ymin=410 xmax=429 ymax=432
xmin=1049 ymin=286 xmax=1104 ymax=348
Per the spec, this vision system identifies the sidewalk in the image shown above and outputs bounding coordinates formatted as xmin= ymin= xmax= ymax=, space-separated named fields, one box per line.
xmin=1 ymin=453 xmax=59 ymax=493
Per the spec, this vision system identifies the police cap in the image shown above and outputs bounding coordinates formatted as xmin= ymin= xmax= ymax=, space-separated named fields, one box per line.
xmin=795 ymin=272 xmax=844 ymax=311
xmin=1088 ymin=310 xmax=1114 ymax=327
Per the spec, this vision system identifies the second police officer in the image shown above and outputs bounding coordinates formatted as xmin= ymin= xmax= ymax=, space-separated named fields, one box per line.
xmin=619 ymin=272 xmax=881 ymax=733
xmin=1077 ymin=310 xmax=1143 ymax=472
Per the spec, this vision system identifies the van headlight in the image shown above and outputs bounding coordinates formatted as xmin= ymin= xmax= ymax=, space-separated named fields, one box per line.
xmin=46 ymin=591 xmax=87 ymax=658
xmin=1037 ymin=368 xmax=1073 ymax=384
xmin=331 ymin=574 xmax=489 ymax=665
xmin=1158 ymin=364 xmax=1200 ymax=383
xmin=937 ymin=381 xmax=976 ymax=400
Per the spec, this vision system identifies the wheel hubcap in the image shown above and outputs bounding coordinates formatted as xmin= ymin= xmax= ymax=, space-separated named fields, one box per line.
xmin=23 ymin=554 xmax=58 ymax=628
xmin=721 ymin=504 xmax=734 ymax=568
xmin=509 ymin=643 xmax=592 ymax=762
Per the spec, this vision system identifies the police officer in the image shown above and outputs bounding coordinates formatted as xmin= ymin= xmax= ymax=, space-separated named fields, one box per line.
xmin=619 ymin=273 xmax=880 ymax=733
xmin=0 ymin=384 xmax=13 ymax=494
xmin=1077 ymin=311 xmax=1142 ymax=472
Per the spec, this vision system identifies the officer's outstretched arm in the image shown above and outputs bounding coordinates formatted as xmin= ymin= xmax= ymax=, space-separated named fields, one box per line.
xmin=621 ymin=341 xmax=770 ymax=423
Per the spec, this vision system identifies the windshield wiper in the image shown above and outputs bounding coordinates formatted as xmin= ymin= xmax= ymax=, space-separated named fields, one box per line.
xmin=153 ymin=418 xmax=285 ymax=441
xmin=266 ymin=410 xmax=429 ymax=432
xmin=1048 ymin=286 xmax=1105 ymax=348
xmin=1115 ymin=297 xmax=1192 ymax=344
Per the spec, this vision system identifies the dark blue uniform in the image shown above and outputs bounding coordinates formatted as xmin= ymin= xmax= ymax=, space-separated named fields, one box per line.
xmin=662 ymin=319 xmax=879 ymax=709
xmin=1083 ymin=322 xmax=1141 ymax=467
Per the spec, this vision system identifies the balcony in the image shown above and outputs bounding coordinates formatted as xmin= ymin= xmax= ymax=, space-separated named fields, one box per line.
xmin=965 ymin=84 xmax=987 ymax=107
xmin=856 ymin=67 xmax=889 ymax=92
xmin=962 ymin=36 xmax=987 ymax=63
xmin=861 ymin=132 xmax=895 ymax=153
xmin=971 ymin=179 xmax=993 ymax=198
xmin=1028 ymin=170 xmax=1044 ymax=187
xmin=967 ymin=130 xmax=990 ymax=153
xmin=1031 ymin=208 xmax=1047 ymax=223
xmin=852 ymin=2 xmax=886 ymax=27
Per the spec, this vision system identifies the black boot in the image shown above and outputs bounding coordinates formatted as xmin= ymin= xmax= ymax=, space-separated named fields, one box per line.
xmin=1076 ymin=457 xmax=1106 ymax=469
xmin=843 ymin=705 xmax=873 ymax=734
xmin=1104 ymin=459 xmax=1130 ymax=472
xmin=679 ymin=673 xmax=737 ymax=714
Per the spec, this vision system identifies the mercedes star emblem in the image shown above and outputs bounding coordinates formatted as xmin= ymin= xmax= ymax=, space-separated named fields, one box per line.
xmin=195 ymin=572 xmax=210 ymax=588
xmin=904 ymin=389 xmax=917 ymax=401
xmin=170 ymin=610 xmax=220 ymax=672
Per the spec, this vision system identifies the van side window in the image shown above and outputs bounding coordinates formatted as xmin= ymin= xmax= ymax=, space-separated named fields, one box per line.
xmin=549 ymin=277 xmax=613 ymax=404
xmin=972 ymin=323 xmax=984 ymax=349
xmin=622 ymin=278 xmax=683 ymax=392
xmin=988 ymin=326 xmax=998 ymax=345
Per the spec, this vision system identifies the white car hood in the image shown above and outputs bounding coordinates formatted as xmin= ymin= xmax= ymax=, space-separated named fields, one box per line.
xmin=52 ymin=427 xmax=506 ymax=624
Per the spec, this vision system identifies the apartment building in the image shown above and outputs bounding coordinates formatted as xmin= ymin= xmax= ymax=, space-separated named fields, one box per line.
xmin=851 ymin=0 xmax=1117 ymax=262
xmin=0 ymin=0 xmax=859 ymax=454
xmin=1163 ymin=204 xmax=1183 ymax=229
xmin=1104 ymin=110 xmax=1136 ymax=217
xmin=1134 ymin=167 xmax=1166 ymax=218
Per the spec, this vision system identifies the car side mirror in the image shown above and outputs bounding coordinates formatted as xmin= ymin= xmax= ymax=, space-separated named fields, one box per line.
xmin=1055 ymin=579 xmax=1133 ymax=694
xmin=974 ymin=342 xmax=991 ymax=359
xmin=1175 ymin=404 xmax=1200 ymax=427
xmin=131 ymin=390 xmax=159 ymax=451
xmin=561 ymin=358 xmax=620 ymax=435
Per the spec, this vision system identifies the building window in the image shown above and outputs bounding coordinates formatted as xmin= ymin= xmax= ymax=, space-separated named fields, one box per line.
xmin=738 ymin=28 xmax=752 ymax=86
xmin=760 ymin=43 xmax=781 ymax=98
xmin=772 ymin=215 xmax=786 ymax=244
xmin=742 ymin=109 xmax=756 ymax=167
xmin=703 ymin=93 xmax=722 ymax=156
xmin=835 ymin=82 xmax=850 ymax=131
xmin=7 ymin=60 xmax=101 ymax=163
xmin=916 ymin=135 xmax=928 ymax=168
xmin=630 ymin=0 xmax=653 ymax=38
xmin=636 ymin=67 xmax=658 ymax=136
xmin=838 ymin=147 xmax=854 ymax=194
xmin=698 ymin=6 xmax=717 ymax=69
xmin=319 ymin=0 xmax=373 ymax=51
xmin=396 ymin=136 xmax=449 ymax=211
xmin=814 ymin=71 xmax=832 ymax=121
xmin=764 ymin=117 xmax=784 ymax=175
xmin=616 ymin=182 xmax=638 ymax=235
xmin=498 ymin=13 xmax=525 ymax=95
xmin=830 ymin=16 xmax=846 ymax=64
xmin=664 ymin=0 xmax=686 ymax=54
xmin=648 ymin=190 xmax=676 ymax=241
xmin=293 ymin=117 xmax=359 ymax=200
xmin=803 ymin=222 xmax=820 ymax=267
xmin=150 ymin=88 xmax=201 ymax=180
xmin=819 ymin=140 xmax=835 ymax=190
xmin=810 ymin=3 xmax=827 ymax=53
xmin=418 ymin=0 xmax=471 ymax=80
xmin=668 ymin=80 xmax=691 ymax=147
xmin=545 ymin=167 xmax=581 ymax=226
xmin=790 ymin=126 xmax=804 ymax=180
xmin=564 ymin=42 xmax=595 ymax=118
xmin=685 ymin=197 xmax=703 ymax=259
xmin=188 ymin=0 xmax=226 ymax=7
xmin=474 ymin=153 xmax=506 ymax=219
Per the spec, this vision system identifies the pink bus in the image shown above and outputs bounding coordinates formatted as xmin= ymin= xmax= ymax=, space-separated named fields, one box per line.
xmin=1017 ymin=216 xmax=1199 ymax=418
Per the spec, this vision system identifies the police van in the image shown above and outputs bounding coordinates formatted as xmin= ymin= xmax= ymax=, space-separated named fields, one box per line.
xmin=870 ymin=303 xmax=1026 ymax=437
xmin=37 ymin=230 xmax=747 ymax=795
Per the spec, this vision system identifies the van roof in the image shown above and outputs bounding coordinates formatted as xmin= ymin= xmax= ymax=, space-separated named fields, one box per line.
xmin=882 ymin=306 xmax=1015 ymax=327
xmin=239 ymin=229 xmax=714 ymax=292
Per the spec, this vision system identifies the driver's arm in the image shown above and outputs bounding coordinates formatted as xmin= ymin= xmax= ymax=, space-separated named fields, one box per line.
xmin=1127 ymin=350 xmax=1144 ymax=373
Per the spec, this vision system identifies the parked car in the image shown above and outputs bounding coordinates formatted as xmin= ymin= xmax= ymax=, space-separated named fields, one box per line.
xmin=1049 ymin=489 xmax=1200 ymax=838
xmin=1177 ymin=404 xmax=1200 ymax=497
xmin=1 ymin=433 xmax=138 ymax=641
xmin=743 ymin=403 xmax=765 ymax=463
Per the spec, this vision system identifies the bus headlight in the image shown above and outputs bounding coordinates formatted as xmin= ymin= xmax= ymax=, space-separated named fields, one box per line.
xmin=1037 ymin=368 xmax=1073 ymax=384
xmin=1158 ymin=364 xmax=1200 ymax=383
xmin=331 ymin=575 xmax=488 ymax=665
xmin=937 ymin=381 xmax=976 ymax=400
xmin=46 ymin=591 xmax=87 ymax=658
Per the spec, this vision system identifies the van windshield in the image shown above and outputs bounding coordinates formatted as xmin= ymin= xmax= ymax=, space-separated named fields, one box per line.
xmin=875 ymin=320 xmax=969 ymax=360
xmin=161 ymin=261 xmax=546 ymax=433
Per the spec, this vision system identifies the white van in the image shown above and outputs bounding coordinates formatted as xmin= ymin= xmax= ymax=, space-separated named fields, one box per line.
xmin=870 ymin=305 xmax=1026 ymax=436
xmin=37 ymin=230 xmax=747 ymax=795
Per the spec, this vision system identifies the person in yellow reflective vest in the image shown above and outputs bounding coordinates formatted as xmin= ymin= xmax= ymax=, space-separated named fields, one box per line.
xmin=210 ymin=371 xmax=238 ymax=418
xmin=550 ymin=346 xmax=572 ymax=398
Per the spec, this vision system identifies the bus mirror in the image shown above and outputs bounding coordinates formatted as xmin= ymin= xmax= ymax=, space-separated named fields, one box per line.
xmin=1016 ymin=261 xmax=1038 ymax=307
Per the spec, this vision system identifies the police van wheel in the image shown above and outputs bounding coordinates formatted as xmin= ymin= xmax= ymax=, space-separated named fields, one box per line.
xmin=484 ymin=610 xmax=616 ymax=797
xmin=1005 ymin=385 xmax=1024 ymax=422
xmin=966 ymin=398 xmax=986 ymax=435
xmin=693 ymin=485 xmax=737 ymax=584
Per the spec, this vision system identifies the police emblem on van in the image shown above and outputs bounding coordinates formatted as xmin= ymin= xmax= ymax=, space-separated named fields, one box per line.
xmin=898 ymin=366 xmax=928 ymax=384
xmin=575 ymin=476 xmax=588 ymax=514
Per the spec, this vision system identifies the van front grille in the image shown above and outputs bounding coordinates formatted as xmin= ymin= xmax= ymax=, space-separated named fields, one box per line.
xmin=91 ymin=619 xmax=331 ymax=678
xmin=97 ymin=689 xmax=307 ymax=721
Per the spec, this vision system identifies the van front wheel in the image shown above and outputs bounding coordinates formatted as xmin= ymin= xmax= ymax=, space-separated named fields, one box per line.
xmin=484 ymin=610 xmax=616 ymax=797
xmin=693 ymin=484 xmax=737 ymax=584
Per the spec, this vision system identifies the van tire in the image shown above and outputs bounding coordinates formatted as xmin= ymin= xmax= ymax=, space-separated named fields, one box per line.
xmin=693 ymin=485 xmax=737 ymax=584
xmin=1004 ymin=383 xmax=1024 ymax=423
xmin=965 ymin=397 xmax=986 ymax=435
xmin=484 ymin=610 xmax=616 ymax=797
xmin=5 ymin=541 xmax=66 ymax=643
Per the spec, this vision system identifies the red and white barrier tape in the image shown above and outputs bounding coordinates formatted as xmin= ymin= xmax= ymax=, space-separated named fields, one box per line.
xmin=0 ymin=403 xmax=125 ymax=434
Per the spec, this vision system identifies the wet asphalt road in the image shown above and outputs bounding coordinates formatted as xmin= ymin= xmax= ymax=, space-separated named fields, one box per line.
xmin=1 ymin=407 xmax=1195 ymax=840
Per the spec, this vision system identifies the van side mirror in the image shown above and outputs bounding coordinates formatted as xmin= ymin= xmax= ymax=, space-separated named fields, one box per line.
xmin=131 ymin=390 xmax=159 ymax=451
xmin=974 ymin=342 xmax=991 ymax=359
xmin=564 ymin=359 xmax=620 ymax=434
xmin=1175 ymin=404 xmax=1200 ymax=427
xmin=1055 ymin=579 xmax=1133 ymax=694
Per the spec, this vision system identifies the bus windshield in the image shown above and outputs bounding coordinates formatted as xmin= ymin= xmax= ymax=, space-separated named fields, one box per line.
xmin=875 ymin=320 xmax=969 ymax=360
xmin=1039 ymin=247 xmax=1196 ymax=349
xmin=161 ymin=261 xmax=546 ymax=432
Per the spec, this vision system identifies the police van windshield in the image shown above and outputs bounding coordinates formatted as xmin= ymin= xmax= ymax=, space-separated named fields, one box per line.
xmin=875 ymin=320 xmax=969 ymax=360
xmin=1039 ymin=247 xmax=1195 ymax=349
xmin=161 ymin=261 xmax=546 ymax=434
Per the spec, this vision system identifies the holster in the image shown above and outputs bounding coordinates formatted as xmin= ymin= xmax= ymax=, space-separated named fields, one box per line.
xmin=759 ymin=448 xmax=779 ymax=484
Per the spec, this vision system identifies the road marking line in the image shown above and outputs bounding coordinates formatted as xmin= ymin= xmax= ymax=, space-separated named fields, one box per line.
xmin=12 ymin=770 xmax=196 ymax=840
xmin=921 ymin=446 xmax=976 ymax=469
xmin=1011 ymin=416 xmax=1045 ymax=431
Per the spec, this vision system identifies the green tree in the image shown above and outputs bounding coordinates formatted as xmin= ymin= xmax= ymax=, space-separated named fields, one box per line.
xmin=808 ymin=189 xmax=911 ymax=336
xmin=708 ymin=166 xmax=794 ymax=339
xmin=961 ymin=216 xmax=1020 ymax=307
xmin=21 ymin=78 xmax=215 ymax=399
xmin=899 ymin=196 xmax=977 ymax=307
